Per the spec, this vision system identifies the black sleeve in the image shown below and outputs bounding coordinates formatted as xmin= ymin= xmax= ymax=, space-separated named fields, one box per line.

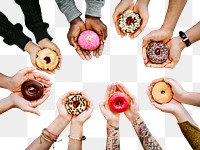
xmin=15 ymin=0 xmax=53 ymax=43
xmin=0 ymin=12 xmax=31 ymax=50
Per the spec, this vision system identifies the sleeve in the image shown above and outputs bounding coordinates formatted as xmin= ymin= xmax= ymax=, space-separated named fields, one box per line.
xmin=178 ymin=121 xmax=200 ymax=150
xmin=85 ymin=0 xmax=105 ymax=18
xmin=55 ymin=0 xmax=82 ymax=23
xmin=0 ymin=12 xmax=31 ymax=50
xmin=15 ymin=0 xmax=53 ymax=43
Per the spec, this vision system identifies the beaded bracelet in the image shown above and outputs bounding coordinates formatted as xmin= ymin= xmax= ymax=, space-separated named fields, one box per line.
xmin=68 ymin=135 xmax=86 ymax=141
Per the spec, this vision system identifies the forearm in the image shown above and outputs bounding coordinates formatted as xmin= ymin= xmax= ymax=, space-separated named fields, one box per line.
xmin=180 ymin=92 xmax=200 ymax=107
xmin=174 ymin=105 xmax=197 ymax=126
xmin=0 ymin=73 xmax=11 ymax=89
xmin=0 ymin=11 xmax=31 ymax=50
xmin=0 ymin=97 xmax=14 ymax=114
xmin=26 ymin=116 xmax=70 ymax=150
xmin=55 ymin=0 xmax=82 ymax=23
xmin=85 ymin=0 xmax=105 ymax=18
xmin=185 ymin=21 xmax=200 ymax=44
xmin=15 ymin=0 xmax=52 ymax=43
xmin=106 ymin=121 xmax=120 ymax=150
xmin=161 ymin=0 xmax=187 ymax=32
xmin=68 ymin=123 xmax=83 ymax=150
xmin=132 ymin=114 xmax=162 ymax=150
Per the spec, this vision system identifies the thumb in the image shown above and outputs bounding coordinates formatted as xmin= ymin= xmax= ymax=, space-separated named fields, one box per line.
xmin=99 ymin=102 xmax=107 ymax=115
xmin=23 ymin=107 xmax=41 ymax=116
xmin=19 ymin=67 xmax=36 ymax=76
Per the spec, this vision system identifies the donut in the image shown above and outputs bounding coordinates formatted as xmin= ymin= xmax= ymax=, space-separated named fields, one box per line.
xmin=78 ymin=30 xmax=100 ymax=50
xmin=152 ymin=81 xmax=173 ymax=104
xmin=21 ymin=80 xmax=44 ymax=101
xmin=36 ymin=48 xmax=59 ymax=71
xmin=147 ymin=41 xmax=169 ymax=64
xmin=119 ymin=9 xmax=141 ymax=34
xmin=66 ymin=95 xmax=87 ymax=115
xmin=108 ymin=92 xmax=130 ymax=113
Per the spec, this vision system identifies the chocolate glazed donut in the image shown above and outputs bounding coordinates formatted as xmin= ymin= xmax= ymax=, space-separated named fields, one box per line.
xmin=21 ymin=80 xmax=44 ymax=101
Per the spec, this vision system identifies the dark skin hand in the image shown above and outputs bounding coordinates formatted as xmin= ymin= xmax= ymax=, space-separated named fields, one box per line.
xmin=85 ymin=16 xmax=107 ymax=58
xmin=67 ymin=17 xmax=92 ymax=60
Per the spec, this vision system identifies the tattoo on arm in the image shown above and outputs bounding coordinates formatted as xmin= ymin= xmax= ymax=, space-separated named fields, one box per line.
xmin=106 ymin=125 xmax=120 ymax=150
xmin=132 ymin=116 xmax=162 ymax=150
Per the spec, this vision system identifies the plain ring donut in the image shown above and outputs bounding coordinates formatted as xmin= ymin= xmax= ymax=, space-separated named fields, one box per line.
xmin=21 ymin=80 xmax=44 ymax=101
xmin=119 ymin=9 xmax=141 ymax=34
xmin=36 ymin=48 xmax=59 ymax=71
xmin=66 ymin=95 xmax=87 ymax=115
xmin=152 ymin=81 xmax=173 ymax=104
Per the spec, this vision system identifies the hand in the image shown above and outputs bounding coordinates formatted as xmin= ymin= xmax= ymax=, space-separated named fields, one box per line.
xmin=130 ymin=0 xmax=149 ymax=39
xmin=85 ymin=16 xmax=107 ymax=58
xmin=56 ymin=92 xmax=75 ymax=122
xmin=38 ymin=38 xmax=62 ymax=73
xmin=149 ymin=78 xmax=187 ymax=103
xmin=67 ymin=17 xmax=92 ymax=61
xmin=9 ymin=90 xmax=50 ymax=116
xmin=99 ymin=83 xmax=120 ymax=126
xmin=7 ymin=67 xmax=51 ymax=92
xmin=142 ymin=28 xmax=173 ymax=68
xmin=71 ymin=92 xmax=94 ymax=125
xmin=165 ymin=36 xmax=186 ymax=68
xmin=112 ymin=0 xmax=134 ymax=37
xmin=115 ymin=83 xmax=139 ymax=122
xmin=24 ymin=41 xmax=41 ymax=68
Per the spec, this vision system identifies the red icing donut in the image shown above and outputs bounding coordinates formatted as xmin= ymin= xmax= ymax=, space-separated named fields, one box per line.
xmin=108 ymin=92 xmax=130 ymax=113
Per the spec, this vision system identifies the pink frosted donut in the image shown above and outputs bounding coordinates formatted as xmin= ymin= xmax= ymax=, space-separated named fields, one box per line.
xmin=78 ymin=30 xmax=100 ymax=50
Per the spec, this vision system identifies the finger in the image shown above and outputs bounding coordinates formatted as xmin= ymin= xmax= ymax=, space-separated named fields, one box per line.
xmin=148 ymin=62 xmax=168 ymax=68
xmin=152 ymin=78 xmax=164 ymax=85
xmin=85 ymin=50 xmax=92 ymax=59
xmin=34 ymin=91 xmax=50 ymax=107
xmin=99 ymin=101 xmax=107 ymax=116
xmin=98 ymin=41 xmax=104 ymax=56
xmin=142 ymin=47 xmax=148 ymax=64
xmin=165 ymin=61 xmax=177 ymax=69
xmin=33 ymin=72 xmax=51 ymax=82
xmin=76 ymin=47 xmax=86 ymax=60
xmin=105 ymin=84 xmax=111 ymax=100
xmin=19 ymin=67 xmax=36 ymax=76
xmin=110 ymin=83 xmax=115 ymax=96
xmin=115 ymin=22 xmax=126 ymax=37
xmin=103 ymin=26 xmax=108 ymax=40
xmin=23 ymin=107 xmax=41 ymax=116
xmin=82 ymin=50 xmax=91 ymax=61
xmin=129 ymin=29 xmax=142 ymax=39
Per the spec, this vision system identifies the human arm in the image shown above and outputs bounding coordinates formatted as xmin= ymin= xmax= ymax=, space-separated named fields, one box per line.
xmin=142 ymin=0 xmax=187 ymax=68
xmin=15 ymin=0 xmax=62 ymax=72
xmin=0 ymin=11 xmax=31 ymax=50
xmin=68 ymin=92 xmax=93 ymax=150
xmin=26 ymin=92 xmax=73 ymax=150
xmin=99 ymin=84 xmax=120 ymax=150
xmin=165 ymin=21 xmax=200 ymax=68
xmin=150 ymin=78 xmax=200 ymax=107
xmin=116 ymin=83 xmax=162 ymax=150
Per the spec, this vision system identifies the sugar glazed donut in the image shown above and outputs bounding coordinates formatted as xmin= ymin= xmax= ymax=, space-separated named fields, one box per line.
xmin=119 ymin=9 xmax=141 ymax=34
xmin=36 ymin=48 xmax=59 ymax=71
xmin=21 ymin=80 xmax=44 ymax=101
xmin=66 ymin=95 xmax=87 ymax=115
xmin=108 ymin=92 xmax=130 ymax=113
xmin=147 ymin=41 xmax=169 ymax=64
xmin=152 ymin=82 xmax=173 ymax=104
xmin=78 ymin=30 xmax=100 ymax=50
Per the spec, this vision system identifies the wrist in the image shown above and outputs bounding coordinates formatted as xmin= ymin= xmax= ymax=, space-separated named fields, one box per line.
xmin=129 ymin=113 xmax=140 ymax=123
xmin=70 ymin=122 xmax=83 ymax=137
xmin=56 ymin=115 xmax=71 ymax=126
xmin=85 ymin=15 xmax=99 ymax=19
xmin=174 ymin=36 xmax=187 ymax=51
xmin=160 ymin=25 xmax=173 ymax=37
xmin=70 ymin=17 xmax=83 ymax=25
xmin=107 ymin=120 xmax=119 ymax=127
xmin=0 ymin=75 xmax=12 ymax=90
xmin=38 ymin=38 xmax=50 ymax=46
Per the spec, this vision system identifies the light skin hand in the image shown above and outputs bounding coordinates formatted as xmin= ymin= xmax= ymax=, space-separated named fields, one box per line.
xmin=7 ymin=67 xmax=51 ymax=92
xmin=38 ymin=38 xmax=62 ymax=73
xmin=67 ymin=17 xmax=92 ymax=61
xmin=99 ymin=83 xmax=120 ymax=126
xmin=115 ymin=82 xmax=139 ymax=122
xmin=142 ymin=28 xmax=173 ymax=68
xmin=85 ymin=16 xmax=107 ymax=58
xmin=112 ymin=0 xmax=134 ymax=37
xmin=130 ymin=0 xmax=150 ymax=39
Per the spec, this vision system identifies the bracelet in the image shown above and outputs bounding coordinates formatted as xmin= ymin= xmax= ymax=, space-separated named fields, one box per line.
xmin=68 ymin=135 xmax=86 ymax=141
xmin=109 ymin=124 xmax=119 ymax=130
xmin=179 ymin=31 xmax=191 ymax=47
xmin=132 ymin=116 xmax=140 ymax=127
xmin=45 ymin=128 xmax=59 ymax=138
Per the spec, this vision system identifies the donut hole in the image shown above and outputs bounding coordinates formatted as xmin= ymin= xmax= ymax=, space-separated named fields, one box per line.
xmin=73 ymin=101 xmax=80 ymax=108
xmin=28 ymin=87 xmax=37 ymax=94
xmin=44 ymin=57 xmax=51 ymax=64
xmin=115 ymin=100 xmax=123 ymax=106
xmin=161 ymin=91 xmax=165 ymax=94
xmin=126 ymin=17 xmax=136 ymax=26
xmin=155 ymin=48 xmax=161 ymax=55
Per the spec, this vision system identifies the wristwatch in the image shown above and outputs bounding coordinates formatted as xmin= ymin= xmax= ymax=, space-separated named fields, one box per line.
xmin=179 ymin=31 xmax=191 ymax=47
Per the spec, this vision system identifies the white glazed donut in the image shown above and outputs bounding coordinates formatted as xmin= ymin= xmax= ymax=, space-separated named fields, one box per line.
xmin=66 ymin=95 xmax=87 ymax=115
xmin=119 ymin=9 xmax=141 ymax=34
